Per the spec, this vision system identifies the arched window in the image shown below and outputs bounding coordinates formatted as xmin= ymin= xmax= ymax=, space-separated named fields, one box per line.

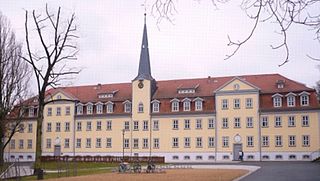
xmin=106 ymin=102 xmax=113 ymax=113
xmin=138 ymin=103 xmax=144 ymax=113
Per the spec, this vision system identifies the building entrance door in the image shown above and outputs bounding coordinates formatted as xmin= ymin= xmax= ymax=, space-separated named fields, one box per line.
xmin=233 ymin=144 xmax=242 ymax=161
xmin=54 ymin=145 xmax=61 ymax=156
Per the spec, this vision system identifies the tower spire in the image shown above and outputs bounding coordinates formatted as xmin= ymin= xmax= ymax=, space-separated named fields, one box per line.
xmin=134 ymin=13 xmax=153 ymax=81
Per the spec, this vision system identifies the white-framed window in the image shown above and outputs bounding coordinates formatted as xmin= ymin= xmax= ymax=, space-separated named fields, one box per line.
xmin=27 ymin=139 xmax=32 ymax=149
xmin=96 ymin=138 xmax=101 ymax=148
xmin=133 ymin=138 xmax=139 ymax=149
xmin=152 ymin=102 xmax=160 ymax=113
xmin=143 ymin=120 xmax=148 ymax=131
xmin=247 ymin=136 xmax=254 ymax=147
xmin=47 ymin=107 xmax=52 ymax=116
xmin=184 ymin=119 xmax=190 ymax=129
xmin=208 ymin=118 xmax=215 ymax=129
xmin=208 ymin=137 xmax=215 ymax=147
xmin=86 ymin=138 xmax=91 ymax=148
xmin=275 ymin=116 xmax=282 ymax=127
xmin=124 ymin=121 xmax=130 ymax=131
xmin=86 ymin=121 xmax=92 ymax=131
xmin=288 ymin=116 xmax=295 ymax=127
xmin=77 ymin=105 xmax=83 ymax=115
xmin=184 ymin=137 xmax=190 ymax=147
xmin=106 ymin=138 xmax=112 ymax=148
xmin=196 ymin=155 xmax=203 ymax=160
xmin=183 ymin=100 xmax=191 ymax=111
xmin=300 ymin=93 xmax=310 ymax=106
xmin=47 ymin=122 xmax=52 ymax=132
xmin=222 ymin=118 xmax=228 ymax=128
xmin=234 ymin=117 xmax=240 ymax=128
xmin=273 ymin=96 xmax=282 ymax=107
xmin=65 ymin=106 xmax=71 ymax=115
xmin=65 ymin=122 xmax=70 ymax=132
xmin=172 ymin=156 xmax=179 ymax=160
xmin=143 ymin=138 xmax=148 ymax=148
xmin=64 ymin=138 xmax=70 ymax=148
xmin=76 ymin=138 xmax=81 ymax=148
xmin=171 ymin=101 xmax=179 ymax=112
xmin=246 ymin=117 xmax=253 ymax=128
xmin=56 ymin=122 xmax=61 ymax=132
xmin=172 ymin=137 xmax=179 ymax=148
xmin=173 ymin=119 xmax=179 ymax=130
xmin=97 ymin=121 xmax=102 ymax=131
xmin=133 ymin=121 xmax=139 ymax=130
xmin=76 ymin=121 xmax=82 ymax=131
xmin=138 ymin=103 xmax=144 ymax=113
xmin=287 ymin=96 xmax=295 ymax=107
xmin=196 ymin=137 xmax=202 ymax=147
xmin=275 ymin=135 xmax=282 ymax=147
xmin=45 ymin=139 xmax=50 ymax=149
xmin=28 ymin=123 xmax=33 ymax=133
xmin=96 ymin=104 xmax=103 ymax=114
xmin=106 ymin=103 xmax=113 ymax=113
xmin=302 ymin=135 xmax=310 ymax=147
xmin=195 ymin=100 xmax=203 ymax=111
xmin=28 ymin=107 xmax=34 ymax=117
xmin=56 ymin=107 xmax=61 ymax=116
xmin=222 ymin=99 xmax=228 ymax=109
xmin=86 ymin=104 xmax=93 ymax=114
xmin=289 ymin=135 xmax=296 ymax=147
xmin=124 ymin=102 xmax=131 ymax=113
xmin=10 ymin=139 xmax=15 ymax=149
xmin=106 ymin=120 xmax=112 ymax=130
xmin=153 ymin=120 xmax=159 ymax=130
xmin=245 ymin=98 xmax=253 ymax=108
xmin=262 ymin=136 xmax=269 ymax=147
xmin=233 ymin=99 xmax=240 ymax=109
xmin=184 ymin=156 xmax=190 ymax=160
xmin=196 ymin=119 xmax=202 ymax=129
xmin=153 ymin=138 xmax=159 ymax=149
xmin=261 ymin=116 xmax=269 ymax=128
xmin=222 ymin=136 xmax=229 ymax=147
xmin=302 ymin=115 xmax=309 ymax=127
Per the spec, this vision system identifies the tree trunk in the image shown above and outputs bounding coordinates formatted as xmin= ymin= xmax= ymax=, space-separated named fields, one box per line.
xmin=0 ymin=114 xmax=5 ymax=165
xmin=34 ymin=98 xmax=44 ymax=178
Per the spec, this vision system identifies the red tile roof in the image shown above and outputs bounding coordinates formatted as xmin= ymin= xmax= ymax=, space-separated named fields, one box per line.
xmin=44 ymin=73 xmax=314 ymax=103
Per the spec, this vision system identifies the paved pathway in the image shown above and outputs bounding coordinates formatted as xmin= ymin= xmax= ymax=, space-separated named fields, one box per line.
xmin=239 ymin=162 xmax=320 ymax=181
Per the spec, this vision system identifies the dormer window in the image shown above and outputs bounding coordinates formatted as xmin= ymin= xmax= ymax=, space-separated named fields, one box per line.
xmin=170 ymin=98 xmax=180 ymax=112
xmin=151 ymin=100 xmax=160 ymax=113
xmin=77 ymin=104 xmax=83 ymax=115
xmin=57 ymin=95 xmax=62 ymax=99
xmin=106 ymin=102 xmax=114 ymax=113
xmin=96 ymin=103 xmax=103 ymax=114
xmin=28 ymin=107 xmax=34 ymax=117
xmin=272 ymin=93 xmax=283 ymax=108
xmin=286 ymin=93 xmax=296 ymax=107
xmin=182 ymin=98 xmax=191 ymax=111
xmin=276 ymin=80 xmax=285 ymax=89
xmin=123 ymin=101 xmax=131 ymax=113
xmin=98 ymin=93 xmax=113 ymax=99
xmin=299 ymin=92 xmax=310 ymax=106
xmin=86 ymin=103 xmax=93 ymax=114
xmin=193 ymin=97 xmax=203 ymax=111
xmin=178 ymin=89 xmax=195 ymax=94
xmin=138 ymin=103 xmax=144 ymax=113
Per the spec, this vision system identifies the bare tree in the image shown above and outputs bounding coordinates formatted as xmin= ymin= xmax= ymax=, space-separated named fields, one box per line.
xmin=22 ymin=4 xmax=79 ymax=177
xmin=151 ymin=0 xmax=320 ymax=66
xmin=0 ymin=12 xmax=30 ymax=165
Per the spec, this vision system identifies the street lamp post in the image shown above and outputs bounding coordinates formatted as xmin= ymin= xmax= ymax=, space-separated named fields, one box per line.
xmin=122 ymin=129 xmax=125 ymax=161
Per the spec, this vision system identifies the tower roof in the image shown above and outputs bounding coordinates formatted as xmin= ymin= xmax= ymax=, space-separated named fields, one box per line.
xmin=134 ymin=14 xmax=154 ymax=81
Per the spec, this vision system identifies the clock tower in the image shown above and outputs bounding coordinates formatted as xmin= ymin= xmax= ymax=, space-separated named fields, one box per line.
xmin=131 ymin=14 xmax=157 ymax=155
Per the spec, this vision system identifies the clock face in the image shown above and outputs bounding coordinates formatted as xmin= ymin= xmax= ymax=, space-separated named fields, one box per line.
xmin=234 ymin=135 xmax=241 ymax=143
xmin=138 ymin=81 xmax=144 ymax=89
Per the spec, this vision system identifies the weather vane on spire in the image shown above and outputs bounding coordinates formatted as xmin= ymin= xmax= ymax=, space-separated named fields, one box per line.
xmin=141 ymin=0 xmax=148 ymax=23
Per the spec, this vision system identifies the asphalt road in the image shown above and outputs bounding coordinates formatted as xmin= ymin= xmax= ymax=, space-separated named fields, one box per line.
xmin=240 ymin=161 xmax=320 ymax=181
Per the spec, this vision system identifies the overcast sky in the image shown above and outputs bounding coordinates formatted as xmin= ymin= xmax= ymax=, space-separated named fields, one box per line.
xmin=1 ymin=0 xmax=319 ymax=90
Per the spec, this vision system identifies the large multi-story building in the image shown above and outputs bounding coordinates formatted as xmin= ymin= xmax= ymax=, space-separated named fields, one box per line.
xmin=4 ymin=16 xmax=320 ymax=163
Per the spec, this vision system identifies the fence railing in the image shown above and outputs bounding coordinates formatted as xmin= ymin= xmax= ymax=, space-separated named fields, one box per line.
xmin=41 ymin=155 xmax=165 ymax=163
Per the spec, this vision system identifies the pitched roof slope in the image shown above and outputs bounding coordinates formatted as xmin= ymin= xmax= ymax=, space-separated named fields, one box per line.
xmin=44 ymin=74 xmax=314 ymax=103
